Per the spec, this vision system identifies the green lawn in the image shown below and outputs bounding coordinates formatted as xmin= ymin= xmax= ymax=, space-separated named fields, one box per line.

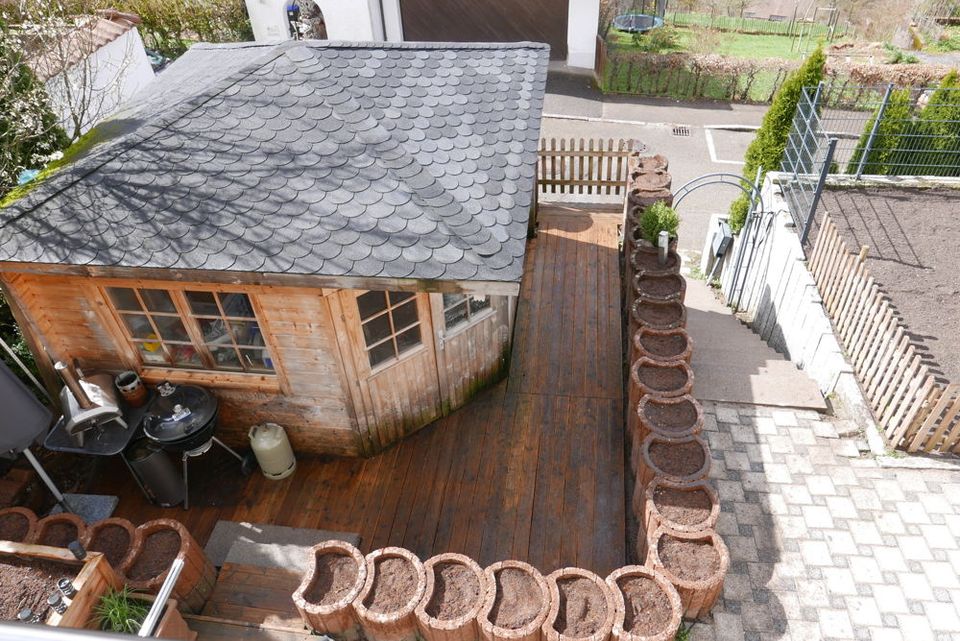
xmin=927 ymin=25 xmax=960 ymax=52
xmin=607 ymin=26 xmax=812 ymax=60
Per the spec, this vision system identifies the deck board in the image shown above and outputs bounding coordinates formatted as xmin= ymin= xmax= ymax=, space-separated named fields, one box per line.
xmin=91 ymin=207 xmax=625 ymax=589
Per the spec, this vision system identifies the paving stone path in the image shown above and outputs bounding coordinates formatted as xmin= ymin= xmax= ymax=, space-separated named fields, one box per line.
xmin=691 ymin=401 xmax=960 ymax=641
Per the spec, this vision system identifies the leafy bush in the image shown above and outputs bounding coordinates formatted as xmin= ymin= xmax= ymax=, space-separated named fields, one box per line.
xmin=631 ymin=26 xmax=681 ymax=53
xmin=728 ymin=46 xmax=826 ymax=232
xmin=95 ymin=587 xmax=150 ymax=634
xmin=638 ymin=201 xmax=680 ymax=243
xmin=845 ymin=89 xmax=914 ymax=175
xmin=884 ymin=43 xmax=919 ymax=65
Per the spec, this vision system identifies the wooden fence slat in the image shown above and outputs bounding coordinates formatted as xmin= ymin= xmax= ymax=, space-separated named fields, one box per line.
xmin=889 ymin=373 xmax=935 ymax=447
xmin=909 ymin=384 xmax=954 ymax=452
xmin=535 ymin=137 xmax=635 ymax=196
xmin=921 ymin=387 xmax=960 ymax=452
xmin=865 ymin=327 xmax=905 ymax=401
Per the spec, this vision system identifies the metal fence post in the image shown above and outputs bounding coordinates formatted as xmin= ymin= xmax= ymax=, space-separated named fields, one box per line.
xmin=801 ymin=137 xmax=838 ymax=245
xmin=854 ymin=83 xmax=894 ymax=180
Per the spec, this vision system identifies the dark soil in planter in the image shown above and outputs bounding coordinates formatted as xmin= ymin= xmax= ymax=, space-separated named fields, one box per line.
xmin=617 ymin=575 xmax=672 ymax=637
xmin=305 ymin=553 xmax=359 ymax=606
xmin=0 ymin=514 xmax=30 ymax=542
xmin=635 ymin=274 xmax=683 ymax=299
xmin=653 ymin=486 xmax=712 ymax=526
xmin=633 ymin=251 xmax=679 ymax=273
xmin=425 ymin=562 xmax=481 ymax=620
xmin=364 ymin=556 xmax=417 ymax=613
xmin=657 ymin=536 xmax=720 ymax=582
xmin=0 ymin=557 xmax=77 ymax=621
xmin=128 ymin=530 xmax=181 ymax=581
xmin=633 ymin=301 xmax=683 ymax=327
xmin=490 ymin=568 xmax=543 ymax=629
xmin=38 ymin=522 xmax=79 ymax=548
xmin=637 ymin=333 xmax=687 ymax=359
xmin=554 ymin=577 xmax=608 ymax=637
xmin=87 ymin=525 xmax=131 ymax=569
xmin=643 ymin=399 xmax=698 ymax=434
xmin=648 ymin=440 xmax=705 ymax=477
xmin=635 ymin=364 xmax=688 ymax=392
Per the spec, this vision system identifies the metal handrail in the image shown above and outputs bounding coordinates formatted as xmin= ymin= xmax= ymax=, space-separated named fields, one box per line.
xmin=136 ymin=558 xmax=184 ymax=637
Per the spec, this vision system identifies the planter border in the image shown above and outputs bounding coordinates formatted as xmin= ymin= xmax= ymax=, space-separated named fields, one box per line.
xmin=80 ymin=517 xmax=141 ymax=579
xmin=629 ymin=358 xmax=694 ymax=400
xmin=636 ymin=479 xmax=719 ymax=559
xmin=32 ymin=512 xmax=87 ymax=548
xmin=292 ymin=539 xmax=368 ymax=639
xmin=416 ymin=552 xmax=488 ymax=641
xmin=628 ymin=247 xmax=680 ymax=279
xmin=630 ymin=328 xmax=693 ymax=365
xmin=354 ymin=546 xmax=427 ymax=641
xmin=631 ymin=272 xmax=686 ymax=304
xmin=635 ymin=395 xmax=703 ymax=445
xmin=628 ymin=298 xmax=687 ymax=333
xmin=478 ymin=560 xmax=551 ymax=641
xmin=0 ymin=506 xmax=38 ymax=543
xmin=604 ymin=565 xmax=681 ymax=641
xmin=644 ymin=526 xmax=729 ymax=620
xmin=543 ymin=567 xmax=615 ymax=641
xmin=637 ymin=433 xmax=711 ymax=488
xmin=127 ymin=518 xmax=215 ymax=613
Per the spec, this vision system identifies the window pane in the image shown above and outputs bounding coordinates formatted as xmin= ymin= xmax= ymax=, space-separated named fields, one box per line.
xmin=137 ymin=342 xmax=167 ymax=364
xmin=153 ymin=316 xmax=190 ymax=342
xmin=122 ymin=314 xmax=156 ymax=340
xmin=362 ymin=314 xmax=392 ymax=347
xmin=107 ymin=288 xmax=141 ymax=312
xmin=209 ymin=345 xmax=242 ymax=370
xmin=185 ymin=291 xmax=219 ymax=316
xmin=229 ymin=320 xmax=264 ymax=346
xmin=169 ymin=345 xmax=202 ymax=367
xmin=199 ymin=318 xmax=232 ymax=344
xmin=396 ymin=326 xmax=422 ymax=354
xmin=389 ymin=291 xmax=414 ymax=306
xmin=219 ymin=293 xmax=254 ymax=318
xmin=444 ymin=301 xmax=468 ymax=329
xmin=391 ymin=300 xmax=419 ymax=331
xmin=442 ymin=293 xmax=465 ymax=310
xmin=469 ymin=295 xmax=491 ymax=314
xmin=357 ymin=291 xmax=388 ymax=320
xmin=139 ymin=289 xmax=176 ymax=313
xmin=239 ymin=348 xmax=274 ymax=372
xmin=368 ymin=340 xmax=396 ymax=367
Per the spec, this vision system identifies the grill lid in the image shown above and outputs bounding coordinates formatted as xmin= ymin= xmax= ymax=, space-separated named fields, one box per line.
xmin=142 ymin=382 xmax=217 ymax=444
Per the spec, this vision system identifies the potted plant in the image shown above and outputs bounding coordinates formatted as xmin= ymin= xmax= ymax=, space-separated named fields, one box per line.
xmin=635 ymin=201 xmax=679 ymax=251
xmin=94 ymin=586 xmax=196 ymax=640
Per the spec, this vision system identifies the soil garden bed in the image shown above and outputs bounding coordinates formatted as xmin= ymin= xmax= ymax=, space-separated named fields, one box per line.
xmin=637 ymin=434 xmax=710 ymax=487
xmin=628 ymin=299 xmax=686 ymax=332
xmin=631 ymin=328 xmax=692 ymax=364
xmin=629 ymin=359 xmax=693 ymax=398
xmin=544 ymin=568 xmax=614 ymax=641
xmin=479 ymin=561 xmax=549 ymax=641
xmin=645 ymin=528 xmax=728 ymax=619
xmin=355 ymin=547 xmax=426 ymax=641
xmin=34 ymin=513 xmax=86 ymax=549
xmin=0 ymin=507 xmax=37 ymax=543
xmin=416 ymin=553 xmax=486 ymax=641
xmin=127 ymin=529 xmax=181 ymax=581
xmin=631 ymin=273 xmax=686 ymax=303
xmin=635 ymin=395 xmax=702 ymax=443
xmin=605 ymin=567 xmax=680 ymax=641
xmin=82 ymin=518 xmax=138 ymax=573
xmin=0 ymin=555 xmax=77 ymax=621
xmin=629 ymin=248 xmax=680 ymax=277
xmin=294 ymin=540 xmax=367 ymax=639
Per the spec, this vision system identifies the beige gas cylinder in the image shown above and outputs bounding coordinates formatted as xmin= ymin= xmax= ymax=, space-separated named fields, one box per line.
xmin=248 ymin=423 xmax=296 ymax=480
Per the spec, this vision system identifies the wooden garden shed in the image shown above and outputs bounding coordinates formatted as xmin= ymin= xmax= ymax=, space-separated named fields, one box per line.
xmin=0 ymin=40 xmax=548 ymax=457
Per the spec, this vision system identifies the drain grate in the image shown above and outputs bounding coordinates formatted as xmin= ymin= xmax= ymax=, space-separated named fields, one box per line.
xmin=672 ymin=125 xmax=691 ymax=137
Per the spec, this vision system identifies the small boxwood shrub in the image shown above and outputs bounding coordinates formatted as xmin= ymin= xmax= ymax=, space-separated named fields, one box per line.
xmin=638 ymin=201 xmax=680 ymax=244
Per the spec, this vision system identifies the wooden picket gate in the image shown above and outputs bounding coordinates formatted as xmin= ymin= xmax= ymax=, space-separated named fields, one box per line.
xmin=809 ymin=215 xmax=960 ymax=453
xmin=537 ymin=137 xmax=636 ymax=196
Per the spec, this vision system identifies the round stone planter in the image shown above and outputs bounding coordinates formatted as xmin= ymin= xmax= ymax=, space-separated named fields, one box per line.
xmin=80 ymin=517 xmax=140 ymax=577
xmin=636 ymin=395 xmax=703 ymax=443
xmin=628 ymin=153 xmax=668 ymax=178
xmin=629 ymin=247 xmax=680 ymax=279
xmin=416 ymin=553 xmax=487 ymax=641
xmin=630 ymin=272 xmax=685 ymax=305
xmin=635 ymin=479 xmax=719 ymax=559
xmin=630 ymin=328 xmax=692 ymax=365
xmin=542 ymin=567 xmax=615 ymax=641
xmin=293 ymin=540 xmax=367 ymax=640
xmin=354 ymin=547 xmax=427 ymax=641
xmin=32 ymin=512 xmax=87 ymax=548
xmin=604 ymin=566 xmax=681 ymax=641
xmin=627 ymin=359 xmax=694 ymax=440
xmin=644 ymin=527 xmax=729 ymax=620
xmin=628 ymin=298 xmax=686 ymax=334
xmin=126 ymin=518 xmax=216 ymax=613
xmin=636 ymin=433 xmax=711 ymax=488
xmin=478 ymin=560 xmax=550 ymax=641
xmin=0 ymin=506 xmax=37 ymax=543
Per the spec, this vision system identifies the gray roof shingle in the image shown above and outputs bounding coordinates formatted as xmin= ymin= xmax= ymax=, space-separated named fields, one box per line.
xmin=0 ymin=40 xmax=548 ymax=284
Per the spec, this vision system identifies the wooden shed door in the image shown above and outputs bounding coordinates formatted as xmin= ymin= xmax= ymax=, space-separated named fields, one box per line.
xmin=338 ymin=290 xmax=443 ymax=447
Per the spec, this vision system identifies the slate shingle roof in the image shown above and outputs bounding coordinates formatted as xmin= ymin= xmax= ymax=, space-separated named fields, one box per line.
xmin=0 ymin=40 xmax=549 ymax=284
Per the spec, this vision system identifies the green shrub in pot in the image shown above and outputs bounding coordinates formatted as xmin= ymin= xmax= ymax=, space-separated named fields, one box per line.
xmin=638 ymin=200 xmax=680 ymax=245
xmin=94 ymin=587 xmax=150 ymax=634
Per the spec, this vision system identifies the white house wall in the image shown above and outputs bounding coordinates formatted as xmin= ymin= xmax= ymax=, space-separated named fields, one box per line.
xmin=244 ymin=0 xmax=398 ymax=42
xmin=567 ymin=0 xmax=599 ymax=69
xmin=45 ymin=28 xmax=154 ymax=139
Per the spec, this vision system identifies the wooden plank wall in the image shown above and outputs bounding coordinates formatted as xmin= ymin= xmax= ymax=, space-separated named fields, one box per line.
xmin=537 ymin=138 xmax=635 ymax=196
xmin=809 ymin=215 xmax=960 ymax=453
xmin=399 ymin=0 xmax=569 ymax=59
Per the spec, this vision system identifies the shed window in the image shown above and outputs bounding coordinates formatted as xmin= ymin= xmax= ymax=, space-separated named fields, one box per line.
xmin=357 ymin=290 xmax=422 ymax=368
xmin=105 ymin=287 xmax=274 ymax=374
xmin=442 ymin=294 xmax=491 ymax=331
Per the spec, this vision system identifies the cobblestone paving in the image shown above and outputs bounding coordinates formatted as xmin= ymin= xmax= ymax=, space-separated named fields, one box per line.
xmin=691 ymin=402 xmax=960 ymax=641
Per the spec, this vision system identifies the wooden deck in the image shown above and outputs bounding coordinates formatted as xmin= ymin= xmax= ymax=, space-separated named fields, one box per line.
xmin=90 ymin=206 xmax=625 ymax=578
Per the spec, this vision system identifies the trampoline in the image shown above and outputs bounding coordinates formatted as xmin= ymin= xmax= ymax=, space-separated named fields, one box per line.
xmin=612 ymin=13 xmax=665 ymax=33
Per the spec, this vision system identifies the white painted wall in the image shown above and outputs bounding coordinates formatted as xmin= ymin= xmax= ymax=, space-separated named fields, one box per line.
xmin=45 ymin=27 xmax=154 ymax=139
xmin=244 ymin=0 xmax=398 ymax=42
xmin=567 ymin=0 xmax=600 ymax=68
